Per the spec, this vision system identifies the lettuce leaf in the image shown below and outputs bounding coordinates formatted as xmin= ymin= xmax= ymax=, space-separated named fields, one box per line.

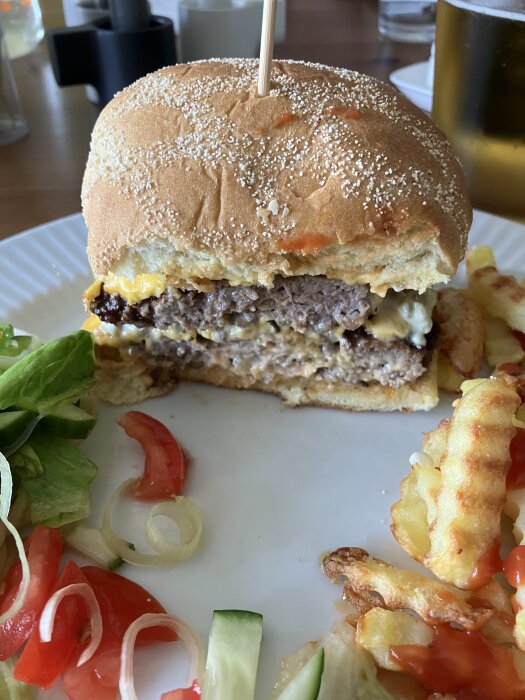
xmin=0 ymin=331 xmax=95 ymax=413
xmin=11 ymin=434 xmax=98 ymax=527
xmin=271 ymin=619 xmax=396 ymax=700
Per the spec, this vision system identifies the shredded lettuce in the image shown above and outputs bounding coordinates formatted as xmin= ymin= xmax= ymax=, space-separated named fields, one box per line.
xmin=11 ymin=435 xmax=98 ymax=527
xmin=0 ymin=330 xmax=95 ymax=413
xmin=271 ymin=620 xmax=396 ymax=700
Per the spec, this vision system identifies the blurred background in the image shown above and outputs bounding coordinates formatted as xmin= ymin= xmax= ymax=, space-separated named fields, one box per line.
xmin=2 ymin=0 xmax=522 ymax=238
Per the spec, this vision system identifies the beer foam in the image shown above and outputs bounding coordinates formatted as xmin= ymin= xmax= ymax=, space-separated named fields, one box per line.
xmin=444 ymin=0 xmax=525 ymax=20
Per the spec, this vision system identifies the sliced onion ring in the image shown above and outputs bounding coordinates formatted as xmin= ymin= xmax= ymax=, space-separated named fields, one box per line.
xmin=145 ymin=500 xmax=203 ymax=558
xmin=0 ymin=452 xmax=30 ymax=626
xmin=119 ymin=613 xmax=205 ymax=700
xmin=39 ymin=582 xmax=102 ymax=667
xmin=101 ymin=480 xmax=203 ymax=567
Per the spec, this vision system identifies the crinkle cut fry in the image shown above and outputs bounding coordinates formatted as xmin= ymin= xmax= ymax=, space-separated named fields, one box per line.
xmin=424 ymin=376 xmax=520 ymax=590
xmin=436 ymin=288 xmax=484 ymax=377
xmin=390 ymin=420 xmax=448 ymax=562
xmin=504 ymin=488 xmax=525 ymax=651
xmin=470 ymin=265 xmax=525 ymax=333
xmin=322 ymin=547 xmax=493 ymax=631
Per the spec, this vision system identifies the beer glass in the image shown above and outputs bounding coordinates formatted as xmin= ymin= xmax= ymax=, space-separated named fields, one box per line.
xmin=432 ymin=1 xmax=525 ymax=219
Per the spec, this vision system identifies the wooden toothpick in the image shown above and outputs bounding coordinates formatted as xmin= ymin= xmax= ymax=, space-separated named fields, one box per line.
xmin=257 ymin=0 xmax=278 ymax=97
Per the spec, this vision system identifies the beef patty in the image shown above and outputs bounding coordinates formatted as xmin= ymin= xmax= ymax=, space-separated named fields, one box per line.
xmin=92 ymin=275 xmax=434 ymax=388
xmin=91 ymin=276 xmax=372 ymax=334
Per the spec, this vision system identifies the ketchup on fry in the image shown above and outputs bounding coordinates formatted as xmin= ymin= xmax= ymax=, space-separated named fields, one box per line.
xmin=391 ymin=624 xmax=525 ymax=700
xmin=466 ymin=541 xmax=502 ymax=589
xmin=504 ymin=545 xmax=525 ymax=589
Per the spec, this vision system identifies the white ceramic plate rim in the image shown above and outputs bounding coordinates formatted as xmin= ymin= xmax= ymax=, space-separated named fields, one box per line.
xmin=390 ymin=60 xmax=433 ymax=113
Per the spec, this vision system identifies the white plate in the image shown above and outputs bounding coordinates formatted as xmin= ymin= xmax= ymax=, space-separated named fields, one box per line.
xmin=1 ymin=211 xmax=525 ymax=699
xmin=390 ymin=60 xmax=433 ymax=113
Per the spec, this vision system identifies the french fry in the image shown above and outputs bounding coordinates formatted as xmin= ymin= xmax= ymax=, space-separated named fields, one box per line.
xmin=466 ymin=578 xmax=513 ymax=615
xmin=468 ymin=265 xmax=525 ymax=333
xmin=505 ymin=488 xmax=525 ymax=545
xmin=466 ymin=246 xmax=497 ymax=275
xmin=436 ymin=289 xmax=484 ymax=377
xmin=437 ymin=355 xmax=464 ymax=393
xmin=391 ymin=421 xmax=448 ymax=561
xmin=503 ymin=488 xmax=525 ymax=651
xmin=322 ymin=548 xmax=493 ymax=630
xmin=422 ymin=419 xmax=450 ymax=464
xmin=391 ymin=462 xmax=440 ymax=561
xmin=484 ymin=317 xmax=525 ymax=368
xmin=356 ymin=608 xmax=432 ymax=671
xmin=424 ymin=376 xmax=520 ymax=589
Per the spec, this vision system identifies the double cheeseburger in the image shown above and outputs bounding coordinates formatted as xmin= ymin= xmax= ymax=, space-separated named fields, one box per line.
xmin=82 ymin=59 xmax=471 ymax=410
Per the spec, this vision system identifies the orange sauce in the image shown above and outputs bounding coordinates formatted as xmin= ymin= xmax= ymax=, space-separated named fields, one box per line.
xmin=391 ymin=624 xmax=525 ymax=700
xmin=466 ymin=541 xmax=502 ymax=589
xmin=274 ymin=113 xmax=297 ymax=128
xmin=278 ymin=232 xmax=332 ymax=254
xmin=504 ymin=545 xmax=525 ymax=589
xmin=329 ymin=106 xmax=362 ymax=120
xmin=507 ymin=428 xmax=525 ymax=490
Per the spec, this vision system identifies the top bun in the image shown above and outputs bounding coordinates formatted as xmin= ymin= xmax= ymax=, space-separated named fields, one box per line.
xmin=82 ymin=59 xmax=471 ymax=294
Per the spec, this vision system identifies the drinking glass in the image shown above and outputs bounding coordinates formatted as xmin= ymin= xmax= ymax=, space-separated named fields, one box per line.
xmin=0 ymin=21 xmax=28 ymax=145
xmin=432 ymin=0 xmax=525 ymax=219
xmin=378 ymin=0 xmax=437 ymax=42
xmin=0 ymin=0 xmax=44 ymax=59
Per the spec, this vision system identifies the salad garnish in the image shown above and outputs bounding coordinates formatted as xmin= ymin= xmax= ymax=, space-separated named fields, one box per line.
xmin=119 ymin=613 xmax=205 ymax=700
xmin=0 ymin=325 xmax=41 ymax=375
xmin=0 ymin=330 xmax=98 ymax=531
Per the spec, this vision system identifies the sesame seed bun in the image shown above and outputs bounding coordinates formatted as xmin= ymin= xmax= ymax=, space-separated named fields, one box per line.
xmin=82 ymin=59 xmax=471 ymax=294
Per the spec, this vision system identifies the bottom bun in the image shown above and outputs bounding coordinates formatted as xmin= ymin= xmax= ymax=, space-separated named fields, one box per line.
xmin=92 ymin=350 xmax=438 ymax=412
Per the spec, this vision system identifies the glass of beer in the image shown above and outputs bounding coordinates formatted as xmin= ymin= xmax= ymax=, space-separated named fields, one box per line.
xmin=432 ymin=0 xmax=525 ymax=219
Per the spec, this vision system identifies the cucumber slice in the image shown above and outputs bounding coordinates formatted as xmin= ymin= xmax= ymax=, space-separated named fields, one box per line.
xmin=274 ymin=647 xmax=324 ymax=700
xmin=40 ymin=403 xmax=96 ymax=439
xmin=0 ymin=410 xmax=38 ymax=451
xmin=202 ymin=610 xmax=263 ymax=700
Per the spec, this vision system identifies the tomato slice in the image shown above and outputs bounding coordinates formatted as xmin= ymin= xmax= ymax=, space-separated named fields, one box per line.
xmin=82 ymin=567 xmax=177 ymax=646
xmin=62 ymin=646 xmax=121 ymax=700
xmin=117 ymin=411 xmax=187 ymax=501
xmin=62 ymin=567 xmax=177 ymax=700
xmin=162 ymin=680 xmax=202 ymax=699
xmin=0 ymin=525 xmax=62 ymax=660
xmin=14 ymin=561 xmax=91 ymax=689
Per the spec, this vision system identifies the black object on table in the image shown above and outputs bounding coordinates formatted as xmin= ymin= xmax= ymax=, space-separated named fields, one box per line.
xmin=47 ymin=0 xmax=176 ymax=107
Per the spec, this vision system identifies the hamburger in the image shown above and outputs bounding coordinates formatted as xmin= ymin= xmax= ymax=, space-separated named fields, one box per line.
xmin=81 ymin=59 xmax=471 ymax=410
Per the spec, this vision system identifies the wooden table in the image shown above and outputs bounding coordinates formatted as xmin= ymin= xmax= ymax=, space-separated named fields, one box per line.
xmin=0 ymin=0 xmax=430 ymax=241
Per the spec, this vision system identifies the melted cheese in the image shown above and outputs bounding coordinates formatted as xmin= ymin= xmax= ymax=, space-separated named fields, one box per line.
xmin=84 ymin=281 xmax=102 ymax=305
xmin=94 ymin=323 xmax=196 ymax=347
xmin=104 ymin=274 xmax=167 ymax=303
xmin=81 ymin=314 xmax=101 ymax=332
xmin=365 ymin=290 xmax=435 ymax=347
xmin=84 ymin=275 xmax=167 ymax=305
